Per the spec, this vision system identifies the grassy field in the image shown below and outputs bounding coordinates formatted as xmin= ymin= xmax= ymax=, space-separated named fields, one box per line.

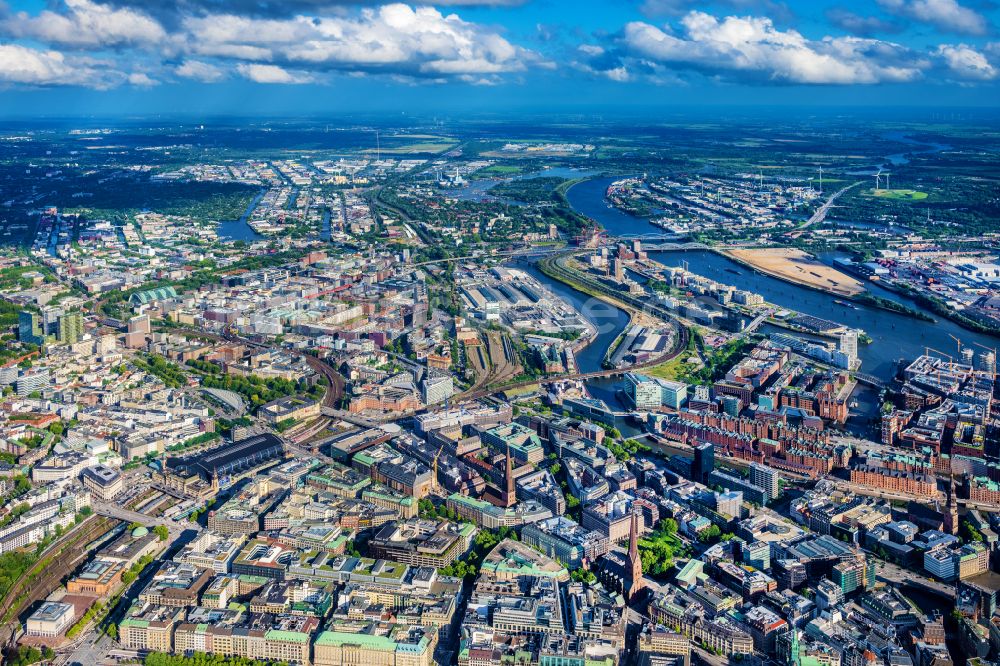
xmin=869 ymin=188 xmax=929 ymax=201
xmin=475 ymin=164 xmax=527 ymax=177
xmin=644 ymin=332 xmax=703 ymax=381
xmin=363 ymin=141 xmax=457 ymax=155
xmin=644 ymin=354 xmax=702 ymax=380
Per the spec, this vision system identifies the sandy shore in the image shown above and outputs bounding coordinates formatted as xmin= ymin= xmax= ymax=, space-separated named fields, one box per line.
xmin=725 ymin=248 xmax=864 ymax=297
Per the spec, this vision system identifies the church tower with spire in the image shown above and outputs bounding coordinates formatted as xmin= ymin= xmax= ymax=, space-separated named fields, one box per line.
xmin=624 ymin=509 xmax=644 ymax=602
xmin=504 ymin=443 xmax=516 ymax=507
xmin=788 ymin=629 xmax=802 ymax=666
xmin=943 ymin=474 xmax=958 ymax=535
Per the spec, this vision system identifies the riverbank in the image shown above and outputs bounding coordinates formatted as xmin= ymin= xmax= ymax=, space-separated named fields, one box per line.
xmin=535 ymin=253 xmax=690 ymax=372
xmin=537 ymin=254 xmax=639 ymax=369
xmin=538 ymin=253 xmax=642 ymax=322
xmin=853 ymin=292 xmax=936 ymax=323
xmin=724 ymin=247 xmax=864 ymax=297
xmin=719 ymin=246 xmax=943 ymax=323
xmin=898 ymin=286 xmax=1000 ymax=339
xmin=832 ymin=255 xmax=1000 ymax=337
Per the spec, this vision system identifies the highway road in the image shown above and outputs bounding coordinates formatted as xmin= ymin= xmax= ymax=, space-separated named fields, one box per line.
xmin=801 ymin=181 xmax=863 ymax=229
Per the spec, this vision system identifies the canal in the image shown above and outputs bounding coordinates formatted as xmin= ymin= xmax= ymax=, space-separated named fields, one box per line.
xmin=217 ymin=189 xmax=265 ymax=242
xmin=518 ymin=262 xmax=630 ymax=376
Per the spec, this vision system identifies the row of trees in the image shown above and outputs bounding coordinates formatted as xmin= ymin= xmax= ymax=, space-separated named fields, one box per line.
xmin=144 ymin=651 xmax=289 ymax=666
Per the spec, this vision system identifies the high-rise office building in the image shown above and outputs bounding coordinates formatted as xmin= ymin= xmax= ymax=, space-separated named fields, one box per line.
xmin=714 ymin=491 xmax=742 ymax=519
xmin=128 ymin=315 xmax=151 ymax=335
xmin=741 ymin=540 xmax=770 ymax=571
xmin=18 ymin=308 xmax=83 ymax=346
xmin=18 ymin=311 xmax=43 ymax=346
xmin=693 ymin=443 xmax=714 ymax=484
xmin=57 ymin=312 xmax=83 ymax=344
xmin=832 ymin=556 xmax=875 ymax=595
xmin=421 ymin=375 xmax=454 ymax=405
xmin=611 ymin=258 xmax=624 ymax=282
xmin=625 ymin=373 xmax=662 ymax=411
xmin=656 ymin=379 xmax=688 ymax=410
xmin=839 ymin=330 xmax=858 ymax=365
xmin=749 ymin=463 xmax=780 ymax=503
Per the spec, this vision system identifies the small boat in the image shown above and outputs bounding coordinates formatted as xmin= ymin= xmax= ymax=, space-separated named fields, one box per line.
xmin=725 ymin=268 xmax=741 ymax=275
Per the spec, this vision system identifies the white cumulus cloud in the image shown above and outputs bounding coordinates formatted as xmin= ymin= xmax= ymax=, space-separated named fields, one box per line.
xmin=185 ymin=3 xmax=537 ymax=78
xmin=877 ymin=0 xmax=989 ymax=36
xmin=236 ymin=63 xmax=313 ymax=84
xmin=127 ymin=71 xmax=157 ymax=86
xmin=0 ymin=0 xmax=540 ymax=88
xmin=936 ymin=44 xmax=998 ymax=80
xmin=620 ymin=12 xmax=923 ymax=84
xmin=174 ymin=59 xmax=225 ymax=82
xmin=0 ymin=42 xmax=122 ymax=87
xmin=0 ymin=0 xmax=166 ymax=48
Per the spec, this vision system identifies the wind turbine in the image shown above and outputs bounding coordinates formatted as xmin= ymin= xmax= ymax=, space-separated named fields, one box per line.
xmin=885 ymin=172 xmax=891 ymax=190
xmin=874 ymin=168 xmax=882 ymax=191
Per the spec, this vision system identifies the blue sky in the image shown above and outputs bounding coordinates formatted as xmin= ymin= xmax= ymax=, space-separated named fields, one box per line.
xmin=0 ymin=0 xmax=997 ymax=116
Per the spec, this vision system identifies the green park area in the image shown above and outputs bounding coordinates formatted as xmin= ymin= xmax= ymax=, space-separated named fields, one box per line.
xmin=869 ymin=188 xmax=928 ymax=201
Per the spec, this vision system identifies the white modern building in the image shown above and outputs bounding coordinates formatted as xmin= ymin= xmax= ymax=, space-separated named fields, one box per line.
xmin=25 ymin=601 xmax=75 ymax=637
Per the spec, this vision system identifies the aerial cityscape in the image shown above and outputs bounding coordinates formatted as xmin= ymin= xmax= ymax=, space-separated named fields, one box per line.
xmin=1 ymin=1 xmax=1000 ymax=666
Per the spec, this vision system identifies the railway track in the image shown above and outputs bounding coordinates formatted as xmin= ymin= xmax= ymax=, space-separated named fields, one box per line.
xmin=453 ymin=254 xmax=690 ymax=401
xmin=0 ymin=516 xmax=116 ymax=640
xmin=463 ymin=331 xmax=523 ymax=396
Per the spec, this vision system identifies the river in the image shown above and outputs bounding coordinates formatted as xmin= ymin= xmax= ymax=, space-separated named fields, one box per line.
xmin=566 ymin=176 xmax=675 ymax=238
xmin=535 ymin=171 xmax=1000 ymax=435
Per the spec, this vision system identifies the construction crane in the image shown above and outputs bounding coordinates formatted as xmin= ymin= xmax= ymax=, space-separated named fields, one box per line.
xmin=925 ymin=347 xmax=952 ymax=364
xmin=948 ymin=334 xmax=962 ymax=358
